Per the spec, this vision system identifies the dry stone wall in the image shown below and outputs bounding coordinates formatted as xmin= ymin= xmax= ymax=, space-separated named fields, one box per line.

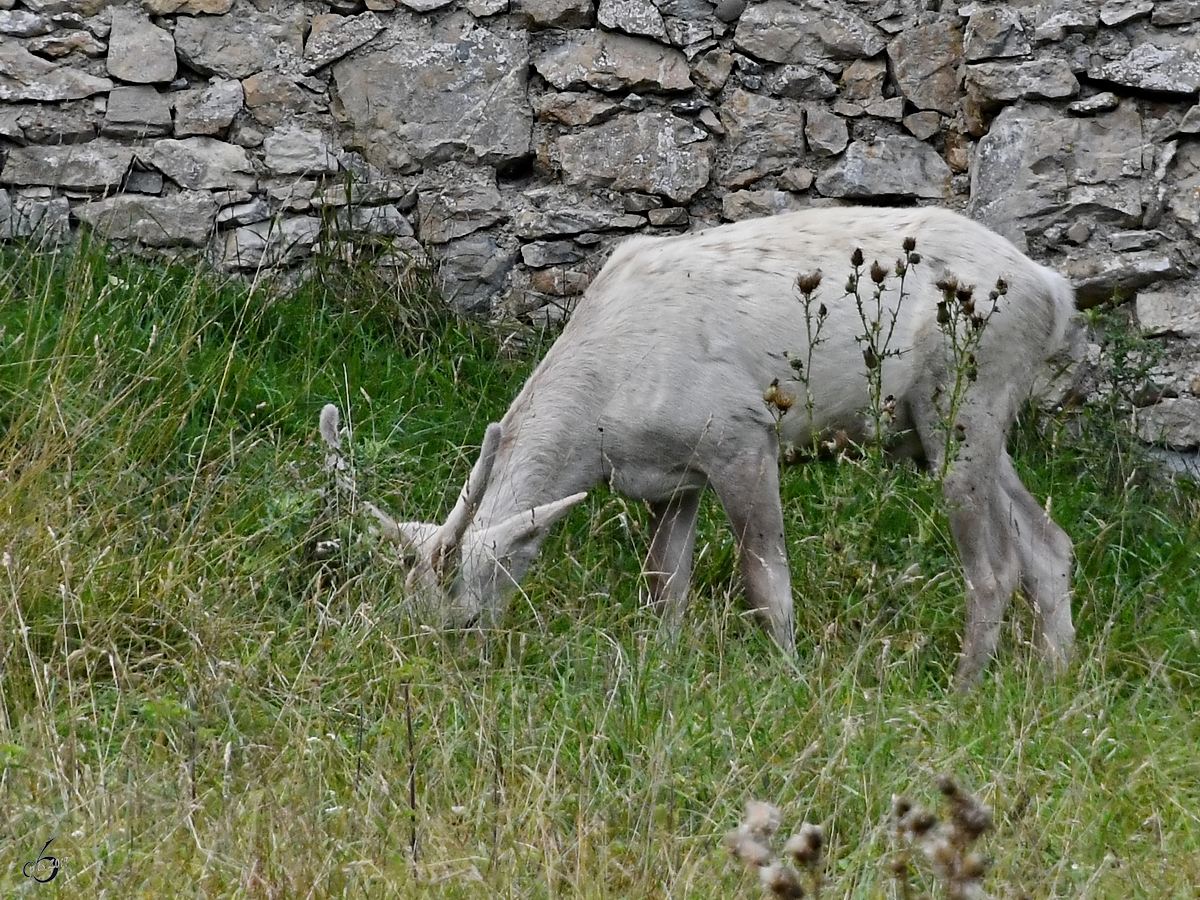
xmin=2 ymin=0 xmax=1200 ymax=447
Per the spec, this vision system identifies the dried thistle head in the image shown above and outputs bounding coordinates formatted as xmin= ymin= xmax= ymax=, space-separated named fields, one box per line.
xmin=726 ymin=832 xmax=773 ymax=868
xmin=935 ymin=274 xmax=959 ymax=295
xmin=796 ymin=270 xmax=823 ymax=295
xmin=759 ymin=863 xmax=805 ymax=899
xmin=850 ymin=247 xmax=865 ymax=267
xmin=783 ymin=822 xmax=825 ymax=867
xmin=744 ymin=800 xmax=783 ymax=841
xmin=902 ymin=235 xmax=917 ymax=253
xmin=870 ymin=260 xmax=889 ymax=284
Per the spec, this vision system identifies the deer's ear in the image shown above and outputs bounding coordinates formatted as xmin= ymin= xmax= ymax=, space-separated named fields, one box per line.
xmin=476 ymin=492 xmax=588 ymax=557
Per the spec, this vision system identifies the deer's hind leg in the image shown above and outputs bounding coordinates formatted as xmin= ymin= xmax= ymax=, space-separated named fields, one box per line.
xmin=998 ymin=452 xmax=1075 ymax=671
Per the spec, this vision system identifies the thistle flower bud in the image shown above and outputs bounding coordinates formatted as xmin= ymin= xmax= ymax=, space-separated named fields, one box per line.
xmin=908 ymin=251 xmax=921 ymax=265
xmin=895 ymin=259 xmax=907 ymax=278
xmin=818 ymin=303 xmax=828 ymax=319
xmin=863 ymin=346 xmax=880 ymax=370
xmin=790 ymin=356 xmax=805 ymax=373
xmin=995 ymin=277 xmax=1008 ymax=294
xmin=902 ymin=235 xmax=917 ymax=252
xmin=763 ymin=380 xmax=779 ymax=405
xmin=850 ymin=247 xmax=865 ymax=267
xmin=845 ymin=276 xmax=857 ymax=293
xmin=870 ymin=260 xmax=888 ymax=284
xmin=965 ymin=353 xmax=978 ymax=382
xmin=936 ymin=301 xmax=950 ymax=326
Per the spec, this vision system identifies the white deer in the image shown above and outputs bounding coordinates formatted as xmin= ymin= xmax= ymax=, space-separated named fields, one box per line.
xmin=336 ymin=206 xmax=1077 ymax=687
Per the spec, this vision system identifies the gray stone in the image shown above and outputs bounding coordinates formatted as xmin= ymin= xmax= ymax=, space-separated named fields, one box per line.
xmin=713 ymin=0 xmax=744 ymax=23
xmin=175 ymin=6 xmax=305 ymax=80
xmin=903 ymin=111 xmax=941 ymax=141
xmin=173 ymin=79 xmax=244 ymax=137
xmin=1099 ymin=1 xmax=1153 ymax=27
xmin=26 ymin=30 xmax=107 ymax=59
xmin=804 ymin=105 xmax=848 ymax=157
xmin=1135 ymin=399 xmax=1200 ymax=450
xmin=1068 ymin=93 xmax=1120 ymax=117
xmin=970 ymin=103 xmax=1145 ymax=251
xmin=534 ymin=30 xmax=693 ymax=93
xmin=887 ymin=17 xmax=963 ymax=115
xmin=1151 ymin=1 xmax=1200 ymax=25
xmin=107 ymin=8 xmax=176 ymax=84
xmin=263 ymin=126 xmax=339 ymax=176
xmin=816 ymin=136 xmax=952 ymax=200
xmin=302 ymin=12 xmax=384 ymax=74
xmin=693 ymin=49 xmax=735 ymax=95
xmin=334 ymin=19 xmax=532 ymax=171
xmin=1089 ymin=40 xmax=1200 ymax=95
xmin=144 ymin=0 xmax=234 ymax=11
xmin=216 ymin=197 xmax=271 ymax=227
xmin=0 ymin=139 xmax=132 ymax=190
xmin=1137 ymin=289 xmax=1200 ymax=338
xmin=779 ymin=166 xmax=813 ymax=191
xmin=223 ymin=216 xmax=322 ymax=269
xmin=1110 ymin=230 xmax=1164 ymax=252
xmin=839 ymin=58 xmax=886 ymax=103
xmin=512 ymin=0 xmax=593 ymax=28
xmin=721 ymin=189 xmax=805 ymax=221
xmin=417 ymin=173 xmax=505 ymax=244
xmin=0 ymin=10 xmax=52 ymax=36
xmin=397 ymin=0 xmax=452 ymax=9
xmin=74 ymin=192 xmax=217 ymax=247
xmin=123 ymin=170 xmax=164 ymax=195
xmin=733 ymin=0 xmax=884 ymax=65
xmin=598 ymin=0 xmax=668 ymax=40
xmin=965 ymin=59 xmax=1080 ymax=108
xmin=555 ymin=111 xmax=711 ymax=202
xmin=1031 ymin=8 xmax=1098 ymax=42
xmin=139 ymin=138 xmax=256 ymax=191
xmin=1066 ymin=253 xmax=1183 ymax=308
xmin=102 ymin=85 xmax=172 ymax=138
xmin=0 ymin=40 xmax=112 ymax=101
xmin=1169 ymin=142 xmax=1200 ymax=238
xmin=717 ymin=89 xmax=806 ymax=188
xmin=766 ymin=63 xmax=836 ymax=100
xmin=242 ymin=72 xmax=318 ymax=128
xmin=648 ymin=206 xmax=688 ymax=226
xmin=963 ymin=7 xmax=1030 ymax=61
xmin=17 ymin=104 xmax=98 ymax=144
xmin=534 ymin=91 xmax=621 ymax=126
xmin=438 ymin=233 xmax=519 ymax=314
xmin=331 ymin=204 xmax=413 ymax=236
xmin=1180 ymin=106 xmax=1200 ymax=134
xmin=5 ymin=194 xmax=69 ymax=241
xmin=513 ymin=188 xmax=646 ymax=237
xmin=465 ymin=0 xmax=508 ymax=15
xmin=521 ymin=240 xmax=584 ymax=267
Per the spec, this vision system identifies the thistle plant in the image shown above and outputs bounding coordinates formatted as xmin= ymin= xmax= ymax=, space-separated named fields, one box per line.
xmin=766 ymin=238 xmax=921 ymax=460
xmin=888 ymin=775 xmax=995 ymax=900
xmin=725 ymin=800 xmax=827 ymax=899
xmin=930 ymin=275 xmax=1004 ymax=469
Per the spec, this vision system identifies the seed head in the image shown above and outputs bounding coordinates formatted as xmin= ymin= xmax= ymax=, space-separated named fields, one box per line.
xmin=902 ymin=235 xmax=917 ymax=253
xmin=870 ymin=260 xmax=888 ymax=284
xmin=935 ymin=274 xmax=958 ymax=294
xmin=850 ymin=247 xmax=865 ymax=267
xmin=744 ymin=800 xmax=783 ymax=841
xmin=796 ymin=270 xmax=823 ymax=295
xmin=759 ymin=863 xmax=805 ymax=899
xmin=784 ymin=823 xmax=825 ymax=867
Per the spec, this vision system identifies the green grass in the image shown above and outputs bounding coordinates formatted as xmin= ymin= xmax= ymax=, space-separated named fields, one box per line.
xmin=1 ymin=240 xmax=1197 ymax=898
